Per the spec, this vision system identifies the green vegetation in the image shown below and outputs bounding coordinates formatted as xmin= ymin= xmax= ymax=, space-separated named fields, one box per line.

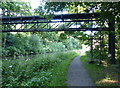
xmin=43 ymin=2 xmax=120 ymax=65
xmin=1 ymin=2 xmax=119 ymax=65
xmin=2 ymin=51 xmax=79 ymax=86
xmin=1 ymin=1 xmax=120 ymax=87
xmin=0 ymin=2 xmax=32 ymax=16
xmin=47 ymin=52 xmax=79 ymax=86
xmin=2 ymin=32 xmax=81 ymax=57
xmin=1 ymin=2 xmax=81 ymax=57
xmin=80 ymin=54 xmax=120 ymax=86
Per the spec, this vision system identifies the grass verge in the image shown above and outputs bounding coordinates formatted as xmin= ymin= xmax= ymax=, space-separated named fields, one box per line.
xmin=80 ymin=54 xmax=120 ymax=87
xmin=47 ymin=52 xmax=79 ymax=86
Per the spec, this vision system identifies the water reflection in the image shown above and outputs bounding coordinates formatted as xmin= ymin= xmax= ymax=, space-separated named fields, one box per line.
xmin=2 ymin=53 xmax=47 ymax=60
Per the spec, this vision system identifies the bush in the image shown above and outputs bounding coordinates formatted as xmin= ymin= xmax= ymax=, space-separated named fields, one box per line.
xmin=29 ymin=34 xmax=43 ymax=54
xmin=2 ymin=48 xmax=9 ymax=57
xmin=5 ymin=46 xmax=20 ymax=56
xmin=48 ymin=42 xmax=66 ymax=52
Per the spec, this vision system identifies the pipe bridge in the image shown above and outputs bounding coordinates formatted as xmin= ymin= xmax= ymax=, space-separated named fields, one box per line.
xmin=0 ymin=13 xmax=109 ymax=32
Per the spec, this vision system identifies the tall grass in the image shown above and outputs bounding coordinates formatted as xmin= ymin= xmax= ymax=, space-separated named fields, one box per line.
xmin=2 ymin=51 xmax=79 ymax=86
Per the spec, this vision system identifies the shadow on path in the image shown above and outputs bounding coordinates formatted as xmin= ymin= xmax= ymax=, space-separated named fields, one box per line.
xmin=66 ymin=56 xmax=95 ymax=86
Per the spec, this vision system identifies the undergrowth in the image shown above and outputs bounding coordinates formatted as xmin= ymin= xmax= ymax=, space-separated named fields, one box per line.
xmin=2 ymin=51 xmax=79 ymax=86
xmin=80 ymin=54 xmax=120 ymax=87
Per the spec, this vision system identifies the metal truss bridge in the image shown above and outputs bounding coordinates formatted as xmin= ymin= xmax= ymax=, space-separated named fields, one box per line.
xmin=0 ymin=13 xmax=110 ymax=32
xmin=0 ymin=13 xmax=116 ymax=64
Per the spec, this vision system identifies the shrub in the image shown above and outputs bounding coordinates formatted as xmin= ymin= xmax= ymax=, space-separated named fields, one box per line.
xmin=48 ymin=42 xmax=66 ymax=52
xmin=5 ymin=46 xmax=19 ymax=56
xmin=29 ymin=34 xmax=43 ymax=54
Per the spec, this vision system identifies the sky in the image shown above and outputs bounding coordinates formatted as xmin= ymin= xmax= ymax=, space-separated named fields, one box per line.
xmin=0 ymin=9 xmax=2 ymax=15
xmin=29 ymin=0 xmax=41 ymax=10
xmin=29 ymin=0 xmax=68 ymax=14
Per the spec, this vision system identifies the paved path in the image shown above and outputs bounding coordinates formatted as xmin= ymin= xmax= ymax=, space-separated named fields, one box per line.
xmin=66 ymin=56 xmax=95 ymax=86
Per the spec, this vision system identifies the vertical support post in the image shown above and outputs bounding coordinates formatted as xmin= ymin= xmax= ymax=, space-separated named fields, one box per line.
xmin=100 ymin=31 xmax=104 ymax=60
xmin=99 ymin=31 xmax=102 ymax=60
xmin=108 ymin=20 xmax=116 ymax=64
xmin=90 ymin=31 xmax=93 ymax=60
xmin=101 ymin=31 xmax=104 ymax=60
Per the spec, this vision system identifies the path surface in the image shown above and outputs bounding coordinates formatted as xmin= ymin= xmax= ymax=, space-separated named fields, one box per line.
xmin=66 ymin=56 xmax=95 ymax=86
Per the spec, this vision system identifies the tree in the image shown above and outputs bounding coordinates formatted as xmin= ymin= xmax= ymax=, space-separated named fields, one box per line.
xmin=0 ymin=1 xmax=32 ymax=16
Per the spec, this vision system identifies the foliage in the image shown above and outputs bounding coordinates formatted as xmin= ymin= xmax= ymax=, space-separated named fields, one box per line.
xmin=62 ymin=37 xmax=81 ymax=50
xmin=100 ymin=2 xmax=120 ymax=22
xmin=43 ymin=2 xmax=120 ymax=65
xmin=0 ymin=2 xmax=32 ymax=16
xmin=47 ymin=52 xmax=79 ymax=86
xmin=48 ymin=42 xmax=66 ymax=52
xmin=80 ymin=53 xmax=120 ymax=86
xmin=28 ymin=34 xmax=43 ymax=54
xmin=2 ymin=32 xmax=81 ymax=57
xmin=2 ymin=52 xmax=79 ymax=86
xmin=1 ymin=1 xmax=120 ymax=87
xmin=44 ymin=2 xmax=98 ymax=13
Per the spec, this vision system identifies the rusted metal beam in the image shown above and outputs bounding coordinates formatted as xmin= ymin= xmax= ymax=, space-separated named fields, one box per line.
xmin=1 ymin=20 xmax=100 ymax=25
xmin=1 ymin=13 xmax=99 ymax=23
xmin=0 ymin=28 xmax=109 ymax=32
